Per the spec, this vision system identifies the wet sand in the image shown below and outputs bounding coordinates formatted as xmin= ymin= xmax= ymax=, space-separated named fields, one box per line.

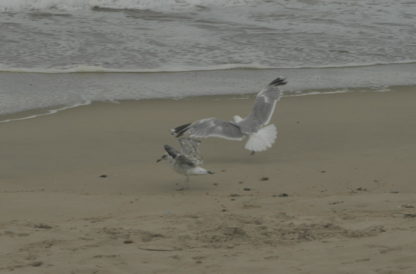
xmin=1 ymin=86 xmax=416 ymax=273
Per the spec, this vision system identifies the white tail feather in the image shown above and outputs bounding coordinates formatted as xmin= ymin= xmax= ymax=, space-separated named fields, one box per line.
xmin=244 ymin=124 xmax=277 ymax=152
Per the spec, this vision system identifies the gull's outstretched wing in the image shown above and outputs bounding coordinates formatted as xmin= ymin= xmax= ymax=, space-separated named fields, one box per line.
xmin=238 ymin=77 xmax=286 ymax=133
xmin=182 ymin=118 xmax=244 ymax=141
xmin=178 ymin=137 xmax=203 ymax=165
xmin=163 ymin=144 xmax=195 ymax=167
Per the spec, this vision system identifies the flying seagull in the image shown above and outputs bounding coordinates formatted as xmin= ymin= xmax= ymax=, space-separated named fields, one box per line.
xmin=171 ymin=77 xmax=287 ymax=154
xmin=157 ymin=137 xmax=214 ymax=189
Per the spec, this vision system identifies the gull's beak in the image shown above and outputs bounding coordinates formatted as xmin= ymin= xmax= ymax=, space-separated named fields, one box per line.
xmin=156 ymin=154 xmax=167 ymax=163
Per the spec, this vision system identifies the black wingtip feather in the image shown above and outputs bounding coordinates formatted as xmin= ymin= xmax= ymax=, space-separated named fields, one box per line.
xmin=171 ymin=123 xmax=191 ymax=137
xmin=269 ymin=77 xmax=287 ymax=86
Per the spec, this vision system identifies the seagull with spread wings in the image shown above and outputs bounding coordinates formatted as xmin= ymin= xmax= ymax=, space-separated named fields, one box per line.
xmin=171 ymin=77 xmax=287 ymax=154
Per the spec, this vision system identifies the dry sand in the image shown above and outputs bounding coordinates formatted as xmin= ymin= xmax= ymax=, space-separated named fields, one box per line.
xmin=1 ymin=86 xmax=416 ymax=273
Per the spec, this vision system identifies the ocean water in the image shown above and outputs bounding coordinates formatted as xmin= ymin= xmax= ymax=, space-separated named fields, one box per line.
xmin=1 ymin=0 xmax=416 ymax=117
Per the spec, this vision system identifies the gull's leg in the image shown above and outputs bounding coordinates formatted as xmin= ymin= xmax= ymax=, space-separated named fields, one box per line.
xmin=185 ymin=175 xmax=190 ymax=190
xmin=176 ymin=183 xmax=184 ymax=191
xmin=156 ymin=154 xmax=167 ymax=163
xmin=176 ymin=175 xmax=189 ymax=191
xmin=250 ymin=151 xmax=256 ymax=156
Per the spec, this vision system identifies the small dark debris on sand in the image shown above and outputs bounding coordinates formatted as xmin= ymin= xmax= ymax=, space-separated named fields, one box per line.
xmin=403 ymin=214 xmax=416 ymax=218
xmin=99 ymin=174 xmax=108 ymax=178
xmin=31 ymin=261 xmax=43 ymax=267
xmin=34 ymin=223 xmax=53 ymax=230
xmin=260 ymin=177 xmax=269 ymax=181
xmin=229 ymin=193 xmax=240 ymax=197
xmin=329 ymin=200 xmax=344 ymax=205
xmin=320 ymin=170 xmax=327 ymax=173
xmin=213 ymin=182 xmax=219 ymax=186
xmin=123 ymin=240 xmax=134 ymax=244
xmin=390 ymin=190 xmax=400 ymax=194
xmin=356 ymin=187 xmax=367 ymax=192
xmin=238 ymin=181 xmax=244 ymax=184
xmin=273 ymin=193 xmax=289 ymax=198
xmin=243 ymin=187 xmax=251 ymax=191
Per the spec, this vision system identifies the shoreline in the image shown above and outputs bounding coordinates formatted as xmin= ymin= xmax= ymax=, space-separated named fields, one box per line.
xmin=1 ymin=84 xmax=414 ymax=124
xmin=2 ymin=63 xmax=416 ymax=117
xmin=1 ymin=87 xmax=416 ymax=273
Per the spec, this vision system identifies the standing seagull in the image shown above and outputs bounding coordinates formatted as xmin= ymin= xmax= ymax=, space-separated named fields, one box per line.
xmin=171 ymin=77 xmax=287 ymax=154
xmin=157 ymin=138 xmax=214 ymax=189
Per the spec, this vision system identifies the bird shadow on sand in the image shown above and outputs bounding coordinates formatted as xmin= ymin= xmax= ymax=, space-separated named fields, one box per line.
xmin=205 ymin=154 xmax=278 ymax=165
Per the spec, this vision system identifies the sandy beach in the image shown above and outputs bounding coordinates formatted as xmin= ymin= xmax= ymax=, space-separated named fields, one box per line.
xmin=1 ymin=86 xmax=416 ymax=273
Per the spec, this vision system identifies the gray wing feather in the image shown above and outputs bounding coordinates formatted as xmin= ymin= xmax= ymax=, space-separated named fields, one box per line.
xmin=176 ymin=155 xmax=196 ymax=168
xmin=186 ymin=118 xmax=244 ymax=140
xmin=178 ymin=137 xmax=203 ymax=165
xmin=238 ymin=78 xmax=284 ymax=132
xmin=164 ymin=144 xmax=196 ymax=167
